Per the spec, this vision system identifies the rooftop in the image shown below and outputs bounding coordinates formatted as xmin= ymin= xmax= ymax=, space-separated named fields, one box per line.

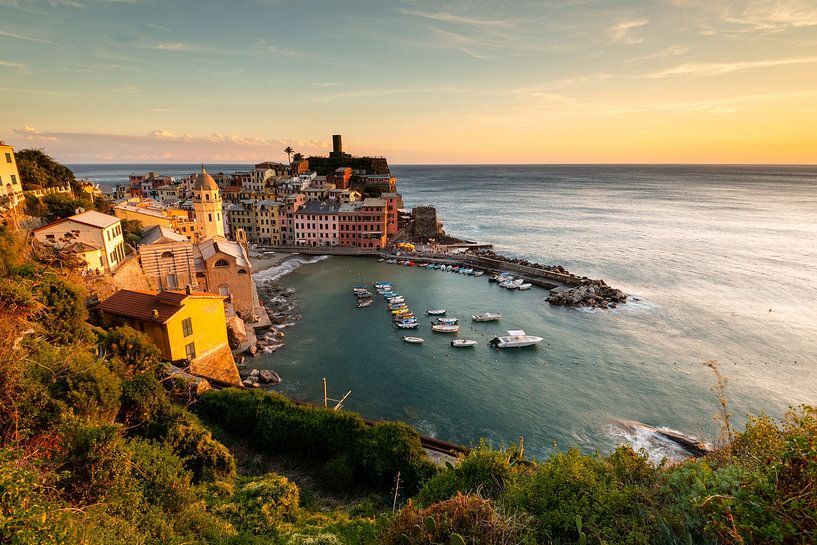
xmin=33 ymin=210 xmax=120 ymax=233
xmin=140 ymin=225 xmax=188 ymax=245
xmin=98 ymin=289 xmax=224 ymax=324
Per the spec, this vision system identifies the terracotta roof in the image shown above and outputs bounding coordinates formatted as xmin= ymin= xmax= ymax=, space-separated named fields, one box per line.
xmin=98 ymin=289 xmax=224 ymax=324
xmin=140 ymin=225 xmax=188 ymax=245
xmin=193 ymin=166 xmax=219 ymax=191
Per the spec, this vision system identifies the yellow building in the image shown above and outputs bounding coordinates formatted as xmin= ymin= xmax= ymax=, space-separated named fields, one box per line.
xmin=192 ymin=167 xmax=225 ymax=239
xmin=97 ymin=289 xmax=241 ymax=386
xmin=0 ymin=141 xmax=24 ymax=209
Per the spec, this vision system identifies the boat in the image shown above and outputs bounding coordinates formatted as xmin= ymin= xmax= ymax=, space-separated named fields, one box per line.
xmin=473 ymin=271 xmax=484 ymax=277
xmin=397 ymin=321 xmax=419 ymax=329
xmin=378 ymin=258 xmax=384 ymax=262
xmin=489 ymin=330 xmax=544 ymax=348
xmin=355 ymin=291 xmax=372 ymax=299
xmin=403 ymin=336 xmax=424 ymax=344
xmin=374 ymin=281 xmax=392 ymax=288
xmin=387 ymin=296 xmax=405 ymax=304
xmin=472 ymin=312 xmax=502 ymax=322
xmin=518 ymin=283 xmax=532 ymax=290
xmin=426 ymin=309 xmax=447 ymax=315
xmin=432 ymin=324 xmax=460 ymax=333
xmin=451 ymin=339 xmax=478 ymax=347
xmin=433 ymin=317 xmax=459 ymax=325
xmin=356 ymin=299 xmax=372 ymax=308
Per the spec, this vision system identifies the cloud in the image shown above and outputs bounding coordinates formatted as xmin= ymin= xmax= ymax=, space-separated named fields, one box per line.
xmin=0 ymin=29 xmax=60 ymax=45
xmin=0 ymin=60 xmax=27 ymax=72
xmin=148 ymin=42 xmax=188 ymax=51
xmin=399 ymin=8 xmax=517 ymax=28
xmin=644 ymin=55 xmax=817 ymax=78
xmin=723 ymin=0 xmax=817 ymax=31
xmin=8 ymin=127 xmax=330 ymax=163
xmin=610 ymin=18 xmax=648 ymax=44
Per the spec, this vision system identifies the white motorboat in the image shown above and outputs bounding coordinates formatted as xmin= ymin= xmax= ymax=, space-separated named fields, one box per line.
xmin=433 ymin=317 xmax=459 ymax=325
xmin=451 ymin=339 xmax=477 ymax=347
xmin=517 ymin=283 xmax=532 ymax=290
xmin=472 ymin=312 xmax=502 ymax=322
xmin=403 ymin=336 xmax=424 ymax=344
xmin=426 ymin=309 xmax=447 ymax=315
xmin=397 ymin=321 xmax=419 ymax=329
xmin=388 ymin=296 xmax=405 ymax=304
xmin=473 ymin=271 xmax=484 ymax=277
xmin=489 ymin=330 xmax=544 ymax=348
xmin=356 ymin=299 xmax=372 ymax=308
xmin=432 ymin=324 xmax=460 ymax=333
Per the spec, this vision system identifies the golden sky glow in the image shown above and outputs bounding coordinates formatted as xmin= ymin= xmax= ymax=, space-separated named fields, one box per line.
xmin=1 ymin=0 xmax=816 ymax=163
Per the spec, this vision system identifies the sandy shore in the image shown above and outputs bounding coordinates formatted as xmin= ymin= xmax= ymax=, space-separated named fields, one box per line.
xmin=249 ymin=249 xmax=298 ymax=273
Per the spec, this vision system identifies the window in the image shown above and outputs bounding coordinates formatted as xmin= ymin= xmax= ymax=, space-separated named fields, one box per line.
xmin=214 ymin=259 xmax=229 ymax=268
xmin=182 ymin=317 xmax=193 ymax=337
xmin=4 ymin=153 xmax=10 ymax=163
xmin=185 ymin=342 xmax=196 ymax=360
xmin=10 ymin=175 xmax=16 ymax=185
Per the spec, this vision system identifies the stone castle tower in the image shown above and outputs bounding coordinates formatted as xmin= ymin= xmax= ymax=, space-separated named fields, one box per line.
xmin=192 ymin=166 xmax=224 ymax=240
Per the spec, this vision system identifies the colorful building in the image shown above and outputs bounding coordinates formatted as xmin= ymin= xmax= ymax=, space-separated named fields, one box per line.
xmin=33 ymin=210 xmax=126 ymax=273
xmin=97 ymin=289 xmax=240 ymax=386
xmin=0 ymin=141 xmax=23 ymax=210
xmin=194 ymin=238 xmax=258 ymax=319
xmin=293 ymin=200 xmax=340 ymax=246
xmin=338 ymin=198 xmax=387 ymax=249
xmin=138 ymin=225 xmax=198 ymax=290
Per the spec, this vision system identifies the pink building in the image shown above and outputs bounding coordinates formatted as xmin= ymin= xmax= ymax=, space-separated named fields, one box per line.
xmin=293 ymin=200 xmax=340 ymax=246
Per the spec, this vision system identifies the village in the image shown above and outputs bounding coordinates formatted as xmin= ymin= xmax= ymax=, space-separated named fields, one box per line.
xmin=0 ymin=135 xmax=449 ymax=391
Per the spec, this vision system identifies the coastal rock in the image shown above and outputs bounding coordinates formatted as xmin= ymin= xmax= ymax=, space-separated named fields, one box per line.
xmin=547 ymin=280 xmax=628 ymax=309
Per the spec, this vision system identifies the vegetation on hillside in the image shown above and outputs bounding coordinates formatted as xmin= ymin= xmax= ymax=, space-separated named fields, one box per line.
xmin=0 ymin=221 xmax=814 ymax=545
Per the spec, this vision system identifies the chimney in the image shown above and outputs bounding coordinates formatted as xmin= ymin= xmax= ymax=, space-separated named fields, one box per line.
xmin=332 ymin=134 xmax=342 ymax=155
xmin=185 ymin=284 xmax=193 ymax=295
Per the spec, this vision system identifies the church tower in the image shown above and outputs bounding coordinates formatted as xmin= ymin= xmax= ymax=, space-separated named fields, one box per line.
xmin=192 ymin=166 xmax=224 ymax=239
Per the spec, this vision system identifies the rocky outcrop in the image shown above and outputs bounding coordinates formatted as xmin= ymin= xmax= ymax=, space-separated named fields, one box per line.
xmin=547 ymin=279 xmax=627 ymax=309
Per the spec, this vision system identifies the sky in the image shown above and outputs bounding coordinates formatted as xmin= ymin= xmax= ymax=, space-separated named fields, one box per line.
xmin=1 ymin=0 xmax=817 ymax=164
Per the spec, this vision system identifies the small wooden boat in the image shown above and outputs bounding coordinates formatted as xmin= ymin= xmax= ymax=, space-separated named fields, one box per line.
xmin=432 ymin=324 xmax=460 ymax=333
xmin=356 ymin=299 xmax=372 ymax=308
xmin=472 ymin=313 xmax=502 ymax=322
xmin=426 ymin=309 xmax=446 ymax=315
xmin=451 ymin=339 xmax=477 ymax=347
xmin=403 ymin=336 xmax=424 ymax=344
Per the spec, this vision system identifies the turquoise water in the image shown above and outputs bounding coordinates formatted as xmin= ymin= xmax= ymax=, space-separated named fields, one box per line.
xmin=251 ymin=165 xmax=817 ymax=460
xmin=71 ymin=164 xmax=817 ymax=460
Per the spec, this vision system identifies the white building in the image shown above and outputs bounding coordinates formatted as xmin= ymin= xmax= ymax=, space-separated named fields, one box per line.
xmin=32 ymin=210 xmax=127 ymax=273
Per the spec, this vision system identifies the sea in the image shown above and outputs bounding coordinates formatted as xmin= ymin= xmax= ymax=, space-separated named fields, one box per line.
xmin=71 ymin=163 xmax=817 ymax=461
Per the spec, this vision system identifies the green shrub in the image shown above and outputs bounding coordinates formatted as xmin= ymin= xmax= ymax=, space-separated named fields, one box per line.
xmin=417 ymin=442 xmax=513 ymax=506
xmin=102 ymin=326 xmax=162 ymax=376
xmin=119 ymin=372 xmax=170 ymax=430
xmin=165 ymin=419 xmax=237 ymax=482
xmin=127 ymin=438 xmax=196 ymax=513
xmin=226 ymin=473 xmax=301 ymax=534
xmin=34 ymin=275 xmax=93 ymax=344
xmin=320 ymin=455 xmax=356 ymax=492
xmin=357 ymin=421 xmax=436 ymax=495
xmin=505 ymin=446 xmax=661 ymax=545
xmin=57 ymin=354 xmax=121 ymax=422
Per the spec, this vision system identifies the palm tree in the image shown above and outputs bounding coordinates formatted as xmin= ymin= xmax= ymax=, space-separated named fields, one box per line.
xmin=284 ymin=146 xmax=294 ymax=163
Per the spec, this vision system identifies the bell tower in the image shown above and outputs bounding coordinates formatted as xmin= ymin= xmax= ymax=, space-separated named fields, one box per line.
xmin=192 ymin=166 xmax=224 ymax=239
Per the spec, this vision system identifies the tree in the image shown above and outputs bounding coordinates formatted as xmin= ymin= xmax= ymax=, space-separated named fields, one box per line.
xmin=284 ymin=146 xmax=294 ymax=163
xmin=120 ymin=219 xmax=143 ymax=247
xmin=293 ymin=152 xmax=304 ymax=162
xmin=14 ymin=149 xmax=74 ymax=190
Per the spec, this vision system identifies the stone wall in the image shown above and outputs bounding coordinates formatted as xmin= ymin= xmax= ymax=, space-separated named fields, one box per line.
xmin=190 ymin=344 xmax=241 ymax=386
xmin=412 ymin=206 xmax=439 ymax=238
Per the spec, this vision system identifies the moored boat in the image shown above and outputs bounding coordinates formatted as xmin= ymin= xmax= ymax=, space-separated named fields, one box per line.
xmin=451 ymin=339 xmax=478 ymax=347
xmin=356 ymin=299 xmax=372 ymax=308
xmin=432 ymin=323 xmax=460 ymax=333
xmin=489 ymin=330 xmax=544 ymax=348
xmin=426 ymin=309 xmax=446 ymax=315
xmin=403 ymin=336 xmax=424 ymax=344
xmin=518 ymin=283 xmax=532 ymax=290
xmin=472 ymin=312 xmax=502 ymax=322
xmin=433 ymin=317 xmax=459 ymax=325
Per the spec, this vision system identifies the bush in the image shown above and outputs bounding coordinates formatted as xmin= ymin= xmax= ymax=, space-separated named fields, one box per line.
xmin=505 ymin=446 xmax=662 ymax=545
xmin=196 ymin=389 xmax=435 ymax=494
xmin=102 ymin=326 xmax=162 ymax=376
xmin=382 ymin=494 xmax=529 ymax=545
xmin=416 ymin=442 xmax=514 ymax=506
xmin=320 ymin=455 xmax=356 ymax=492
xmin=165 ymin=419 xmax=237 ymax=482
xmin=663 ymin=406 xmax=817 ymax=544
xmin=53 ymin=353 xmax=122 ymax=422
xmin=224 ymin=474 xmax=301 ymax=534
xmin=118 ymin=372 xmax=170 ymax=430
xmin=34 ymin=275 xmax=93 ymax=344
xmin=126 ymin=438 xmax=196 ymax=513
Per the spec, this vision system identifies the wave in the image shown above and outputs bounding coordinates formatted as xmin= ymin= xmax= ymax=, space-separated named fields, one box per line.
xmin=253 ymin=255 xmax=329 ymax=284
xmin=604 ymin=419 xmax=699 ymax=463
